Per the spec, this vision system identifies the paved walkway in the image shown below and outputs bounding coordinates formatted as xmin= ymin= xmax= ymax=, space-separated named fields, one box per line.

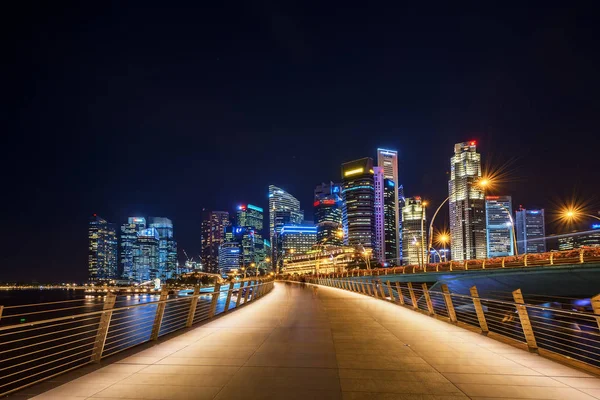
xmin=31 ymin=282 xmax=600 ymax=400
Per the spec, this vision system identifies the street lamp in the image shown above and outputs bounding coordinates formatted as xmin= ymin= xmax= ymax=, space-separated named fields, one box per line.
xmin=434 ymin=231 xmax=450 ymax=262
xmin=560 ymin=207 xmax=600 ymax=223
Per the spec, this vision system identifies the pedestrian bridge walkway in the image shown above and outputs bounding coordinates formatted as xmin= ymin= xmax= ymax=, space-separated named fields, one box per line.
xmin=29 ymin=283 xmax=600 ymax=400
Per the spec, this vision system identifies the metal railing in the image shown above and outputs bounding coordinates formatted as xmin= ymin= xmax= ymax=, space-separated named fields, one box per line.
xmin=0 ymin=278 xmax=274 ymax=397
xmin=309 ymin=276 xmax=600 ymax=374
xmin=317 ymin=247 xmax=600 ymax=277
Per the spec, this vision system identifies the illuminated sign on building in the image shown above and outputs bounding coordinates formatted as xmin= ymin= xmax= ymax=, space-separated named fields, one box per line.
xmin=344 ymin=167 xmax=364 ymax=177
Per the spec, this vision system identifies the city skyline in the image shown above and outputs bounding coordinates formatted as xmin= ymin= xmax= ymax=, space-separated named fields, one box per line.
xmin=3 ymin=3 xmax=599 ymax=282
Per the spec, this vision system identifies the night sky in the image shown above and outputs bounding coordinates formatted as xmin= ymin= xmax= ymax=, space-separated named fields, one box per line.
xmin=2 ymin=2 xmax=599 ymax=283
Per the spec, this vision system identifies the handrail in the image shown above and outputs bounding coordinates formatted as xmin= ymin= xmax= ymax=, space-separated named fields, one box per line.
xmin=305 ymin=276 xmax=600 ymax=374
xmin=0 ymin=278 xmax=275 ymax=397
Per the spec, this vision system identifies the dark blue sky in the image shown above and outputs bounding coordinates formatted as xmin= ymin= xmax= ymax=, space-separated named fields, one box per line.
xmin=2 ymin=2 xmax=599 ymax=282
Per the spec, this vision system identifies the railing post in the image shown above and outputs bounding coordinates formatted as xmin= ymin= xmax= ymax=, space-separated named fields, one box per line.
xmin=580 ymin=248 xmax=585 ymax=263
xmin=151 ymin=288 xmax=169 ymax=341
xmin=372 ymin=280 xmax=379 ymax=298
xmin=378 ymin=280 xmax=386 ymax=298
xmin=186 ymin=286 xmax=200 ymax=327
xmin=386 ymin=281 xmax=394 ymax=302
xmin=245 ymin=280 xmax=254 ymax=302
xmin=209 ymin=282 xmax=222 ymax=317
xmin=449 ymin=261 xmax=453 ymax=271
xmin=91 ymin=292 xmax=116 ymax=362
xmin=366 ymin=281 xmax=373 ymax=296
xmin=550 ymin=252 xmax=554 ymax=265
xmin=395 ymin=282 xmax=404 ymax=305
xmin=512 ymin=289 xmax=538 ymax=352
xmin=441 ymin=284 xmax=457 ymax=323
xmin=524 ymin=254 xmax=528 ymax=267
xmin=591 ymin=294 xmax=600 ymax=330
xmin=501 ymin=258 xmax=505 ymax=268
xmin=470 ymin=286 xmax=489 ymax=335
xmin=0 ymin=305 xmax=3 ymax=323
xmin=360 ymin=281 xmax=366 ymax=294
xmin=422 ymin=283 xmax=434 ymax=315
xmin=236 ymin=281 xmax=246 ymax=307
xmin=224 ymin=284 xmax=233 ymax=312
xmin=407 ymin=282 xmax=418 ymax=309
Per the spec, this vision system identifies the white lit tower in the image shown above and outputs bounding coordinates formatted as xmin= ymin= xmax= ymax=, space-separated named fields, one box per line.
xmin=448 ymin=141 xmax=487 ymax=261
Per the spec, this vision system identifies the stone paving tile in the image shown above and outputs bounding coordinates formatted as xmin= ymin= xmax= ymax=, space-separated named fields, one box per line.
xmin=90 ymin=384 xmax=221 ymax=399
xmin=456 ymin=383 xmax=596 ymax=399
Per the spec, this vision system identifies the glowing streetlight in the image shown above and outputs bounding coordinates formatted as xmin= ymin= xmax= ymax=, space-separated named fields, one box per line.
xmin=560 ymin=207 xmax=600 ymax=223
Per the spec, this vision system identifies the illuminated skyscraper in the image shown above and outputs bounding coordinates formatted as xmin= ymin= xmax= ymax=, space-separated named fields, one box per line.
xmin=485 ymin=196 xmax=514 ymax=257
xmin=374 ymin=167 xmax=385 ymax=263
xmin=201 ymin=210 xmax=230 ymax=273
xmin=314 ymin=182 xmax=343 ymax=246
xmin=148 ymin=217 xmax=177 ymax=280
xmin=515 ymin=207 xmax=546 ymax=254
xmin=398 ymin=184 xmax=405 ymax=263
xmin=236 ymin=204 xmax=264 ymax=231
xmin=120 ymin=217 xmax=146 ymax=280
xmin=268 ymin=185 xmax=303 ymax=268
xmin=218 ymin=242 xmax=241 ymax=274
xmin=448 ymin=141 xmax=486 ymax=261
xmin=402 ymin=197 xmax=427 ymax=267
xmin=341 ymin=158 xmax=376 ymax=249
xmin=383 ymin=179 xmax=398 ymax=264
xmin=377 ymin=149 xmax=400 ymax=261
xmin=88 ymin=215 xmax=118 ymax=282
xmin=132 ymin=227 xmax=159 ymax=282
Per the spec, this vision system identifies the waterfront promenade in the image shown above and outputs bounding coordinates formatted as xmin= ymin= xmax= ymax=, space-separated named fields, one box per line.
xmin=23 ymin=282 xmax=600 ymax=399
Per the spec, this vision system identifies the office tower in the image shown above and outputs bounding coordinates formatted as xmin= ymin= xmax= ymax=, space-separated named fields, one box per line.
xmin=120 ymin=217 xmax=146 ymax=280
xmin=224 ymin=226 xmax=263 ymax=267
xmin=268 ymin=185 xmax=303 ymax=243
xmin=314 ymin=182 xmax=343 ymax=246
xmin=236 ymin=204 xmax=264 ymax=231
xmin=485 ymin=196 xmax=514 ymax=257
xmin=383 ymin=178 xmax=398 ymax=264
xmin=280 ymin=225 xmax=317 ymax=261
xmin=374 ymin=167 xmax=385 ymax=263
xmin=398 ymin=185 xmax=405 ymax=263
xmin=401 ymin=197 xmax=427 ymax=267
xmin=341 ymin=158 xmax=376 ymax=249
xmin=218 ymin=242 xmax=241 ymax=274
xmin=448 ymin=141 xmax=486 ymax=261
xmin=88 ymin=215 xmax=118 ymax=282
xmin=377 ymin=149 xmax=400 ymax=264
xmin=201 ymin=210 xmax=230 ymax=273
xmin=515 ymin=207 xmax=546 ymax=254
xmin=148 ymin=217 xmax=177 ymax=280
xmin=133 ymin=227 xmax=160 ymax=282
xmin=553 ymin=228 xmax=600 ymax=251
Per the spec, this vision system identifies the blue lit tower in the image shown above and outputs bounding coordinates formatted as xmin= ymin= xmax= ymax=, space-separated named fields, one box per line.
xmin=148 ymin=217 xmax=177 ymax=280
xmin=201 ymin=210 xmax=230 ymax=273
xmin=377 ymin=149 xmax=400 ymax=264
xmin=132 ymin=227 xmax=160 ymax=282
xmin=120 ymin=217 xmax=146 ymax=280
xmin=236 ymin=204 xmax=266 ymax=265
xmin=88 ymin=214 xmax=118 ymax=282
xmin=314 ymin=182 xmax=343 ymax=246
xmin=485 ymin=196 xmax=514 ymax=257
xmin=398 ymin=185 xmax=405 ymax=264
xmin=341 ymin=158 xmax=376 ymax=250
xmin=515 ymin=207 xmax=546 ymax=254
xmin=268 ymin=185 xmax=303 ymax=270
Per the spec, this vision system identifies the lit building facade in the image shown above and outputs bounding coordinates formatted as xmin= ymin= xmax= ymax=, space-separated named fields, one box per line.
xmin=383 ymin=178 xmax=398 ymax=264
xmin=120 ymin=217 xmax=146 ymax=280
xmin=280 ymin=225 xmax=317 ymax=261
xmin=374 ymin=167 xmax=385 ymax=263
xmin=341 ymin=158 xmax=376 ymax=250
xmin=448 ymin=141 xmax=486 ymax=261
xmin=201 ymin=210 xmax=230 ymax=273
xmin=88 ymin=215 xmax=118 ymax=282
xmin=377 ymin=149 xmax=400 ymax=262
xmin=236 ymin=204 xmax=264 ymax=231
xmin=132 ymin=227 xmax=160 ymax=282
xmin=148 ymin=217 xmax=177 ymax=280
xmin=314 ymin=182 xmax=343 ymax=246
xmin=485 ymin=196 xmax=514 ymax=257
xmin=223 ymin=226 xmax=264 ymax=267
xmin=401 ymin=197 xmax=427 ymax=267
xmin=398 ymin=185 xmax=405 ymax=264
xmin=554 ymin=228 xmax=600 ymax=251
xmin=268 ymin=185 xmax=303 ymax=244
xmin=515 ymin=207 xmax=546 ymax=254
xmin=218 ymin=242 xmax=241 ymax=274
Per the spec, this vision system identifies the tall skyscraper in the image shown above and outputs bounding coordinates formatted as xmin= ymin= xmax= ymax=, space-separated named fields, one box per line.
xmin=383 ymin=178 xmax=398 ymax=264
xmin=224 ymin=226 xmax=264 ymax=267
xmin=268 ymin=185 xmax=303 ymax=268
xmin=201 ymin=210 xmax=230 ymax=273
xmin=341 ymin=158 xmax=376 ymax=249
xmin=374 ymin=167 xmax=385 ymax=263
xmin=133 ymin=227 xmax=159 ymax=282
xmin=120 ymin=217 xmax=146 ymax=280
xmin=218 ymin=242 xmax=241 ymax=274
xmin=401 ymin=197 xmax=427 ymax=267
xmin=88 ymin=215 xmax=118 ymax=282
xmin=515 ymin=207 xmax=546 ymax=254
xmin=314 ymin=182 xmax=343 ymax=246
xmin=485 ymin=196 xmax=514 ymax=257
xmin=398 ymin=185 xmax=405 ymax=264
xmin=377 ymin=149 xmax=400 ymax=262
xmin=236 ymin=204 xmax=264 ymax=231
xmin=448 ymin=141 xmax=487 ymax=261
xmin=148 ymin=217 xmax=177 ymax=280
